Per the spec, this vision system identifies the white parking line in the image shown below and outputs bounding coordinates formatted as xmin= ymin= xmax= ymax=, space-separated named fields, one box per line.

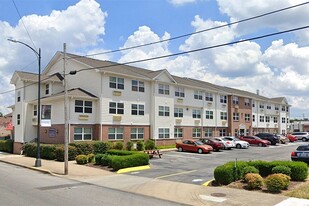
xmin=199 ymin=195 xmax=226 ymax=203
xmin=274 ymin=198 xmax=309 ymax=206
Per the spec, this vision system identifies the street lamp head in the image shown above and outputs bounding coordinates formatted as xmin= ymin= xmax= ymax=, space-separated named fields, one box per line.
xmin=7 ymin=38 xmax=18 ymax=43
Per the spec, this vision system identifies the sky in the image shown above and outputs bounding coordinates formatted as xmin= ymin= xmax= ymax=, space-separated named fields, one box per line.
xmin=0 ymin=0 xmax=309 ymax=119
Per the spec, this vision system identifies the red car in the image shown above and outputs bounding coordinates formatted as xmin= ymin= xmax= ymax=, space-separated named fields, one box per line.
xmin=199 ymin=138 xmax=223 ymax=151
xmin=239 ymin=136 xmax=270 ymax=147
xmin=287 ymin=134 xmax=298 ymax=142
xmin=176 ymin=140 xmax=213 ymax=154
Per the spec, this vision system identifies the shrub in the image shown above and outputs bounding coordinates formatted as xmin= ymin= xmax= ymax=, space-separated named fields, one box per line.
xmin=40 ymin=144 xmax=57 ymax=160
xmin=87 ymin=153 xmax=95 ymax=163
xmin=23 ymin=143 xmax=37 ymax=157
xmin=145 ymin=140 xmax=155 ymax=150
xmin=136 ymin=140 xmax=144 ymax=151
xmin=107 ymin=141 xmax=114 ymax=150
xmin=244 ymin=173 xmax=264 ymax=190
xmin=214 ymin=165 xmax=235 ymax=185
xmin=55 ymin=145 xmax=78 ymax=162
xmin=107 ymin=150 xmax=137 ymax=156
xmin=242 ymin=166 xmax=259 ymax=180
xmin=101 ymin=154 xmax=112 ymax=166
xmin=93 ymin=141 xmax=109 ymax=154
xmin=0 ymin=139 xmax=13 ymax=153
xmin=75 ymin=155 xmax=88 ymax=165
xmin=248 ymin=160 xmax=273 ymax=177
xmin=225 ymin=161 xmax=249 ymax=181
xmin=114 ymin=141 xmax=124 ymax=150
xmin=95 ymin=153 xmax=105 ymax=165
xmin=272 ymin=165 xmax=291 ymax=176
xmin=264 ymin=174 xmax=291 ymax=193
xmin=126 ymin=141 xmax=134 ymax=151
xmin=69 ymin=141 xmax=93 ymax=155
xmin=110 ymin=153 xmax=149 ymax=171
xmin=288 ymin=162 xmax=308 ymax=181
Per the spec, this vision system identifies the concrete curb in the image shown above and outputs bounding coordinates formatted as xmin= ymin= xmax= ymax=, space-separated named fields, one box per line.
xmin=202 ymin=179 xmax=215 ymax=186
xmin=117 ymin=165 xmax=151 ymax=174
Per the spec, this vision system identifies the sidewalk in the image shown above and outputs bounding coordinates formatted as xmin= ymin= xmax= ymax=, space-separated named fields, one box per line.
xmin=1 ymin=152 xmax=309 ymax=206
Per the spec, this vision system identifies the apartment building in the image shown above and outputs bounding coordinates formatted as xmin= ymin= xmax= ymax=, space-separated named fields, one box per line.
xmin=9 ymin=52 xmax=290 ymax=153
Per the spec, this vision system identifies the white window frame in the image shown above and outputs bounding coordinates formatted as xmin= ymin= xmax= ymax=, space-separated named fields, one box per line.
xmin=33 ymin=105 xmax=37 ymax=116
xmin=260 ymin=115 xmax=265 ymax=122
xmin=158 ymin=84 xmax=169 ymax=95
xmin=204 ymin=128 xmax=212 ymax=137
xmin=75 ymin=100 xmax=92 ymax=114
xmin=194 ymin=90 xmax=203 ymax=100
xmin=109 ymin=76 xmax=124 ymax=90
xmin=220 ymin=95 xmax=227 ymax=103
xmin=274 ymin=116 xmax=278 ymax=123
xmin=45 ymin=83 xmax=50 ymax=95
xmin=131 ymin=128 xmax=144 ymax=140
xmin=252 ymin=115 xmax=255 ymax=122
xmin=192 ymin=109 xmax=201 ymax=119
xmin=219 ymin=129 xmax=226 ymax=136
xmin=175 ymin=87 xmax=185 ymax=97
xmin=275 ymin=105 xmax=279 ymax=110
xmin=174 ymin=108 xmax=183 ymax=118
xmin=265 ymin=116 xmax=270 ymax=123
xmin=174 ymin=128 xmax=183 ymax=138
xmin=109 ymin=102 xmax=124 ymax=114
xmin=158 ymin=128 xmax=170 ymax=139
xmin=108 ymin=128 xmax=124 ymax=140
xmin=220 ymin=112 xmax=227 ymax=120
xmin=74 ymin=128 xmax=92 ymax=141
xmin=205 ymin=93 xmax=213 ymax=102
xmin=205 ymin=110 xmax=213 ymax=119
xmin=244 ymin=98 xmax=250 ymax=106
xmin=17 ymin=91 xmax=21 ymax=102
xmin=131 ymin=104 xmax=144 ymax=115
xmin=17 ymin=114 xmax=21 ymax=125
xmin=159 ymin=106 xmax=170 ymax=116
xmin=233 ymin=96 xmax=239 ymax=104
xmin=132 ymin=80 xmax=145 ymax=92
xmin=267 ymin=105 xmax=271 ymax=110
xmin=233 ymin=112 xmax=239 ymax=121
xmin=245 ymin=114 xmax=250 ymax=122
xmin=282 ymin=117 xmax=286 ymax=123
xmin=192 ymin=128 xmax=201 ymax=138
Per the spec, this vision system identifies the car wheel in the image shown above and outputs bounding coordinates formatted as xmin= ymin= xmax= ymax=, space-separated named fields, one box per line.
xmin=258 ymin=143 xmax=263 ymax=147
xmin=178 ymin=147 xmax=183 ymax=152
xmin=302 ymin=137 xmax=307 ymax=142
xmin=197 ymin=148 xmax=203 ymax=154
xmin=236 ymin=144 xmax=241 ymax=149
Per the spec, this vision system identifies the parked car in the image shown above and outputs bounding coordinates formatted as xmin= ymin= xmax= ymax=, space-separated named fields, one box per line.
xmin=223 ymin=136 xmax=249 ymax=149
xmin=239 ymin=135 xmax=270 ymax=147
xmin=291 ymin=144 xmax=309 ymax=163
xmin=199 ymin=138 xmax=224 ymax=151
xmin=255 ymin=133 xmax=279 ymax=145
xmin=291 ymin=132 xmax=309 ymax=142
xmin=213 ymin=137 xmax=235 ymax=150
xmin=287 ymin=134 xmax=298 ymax=142
xmin=176 ymin=140 xmax=213 ymax=154
xmin=275 ymin=134 xmax=289 ymax=144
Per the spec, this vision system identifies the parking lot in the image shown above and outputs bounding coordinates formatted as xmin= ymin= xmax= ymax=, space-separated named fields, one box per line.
xmin=128 ymin=141 xmax=306 ymax=185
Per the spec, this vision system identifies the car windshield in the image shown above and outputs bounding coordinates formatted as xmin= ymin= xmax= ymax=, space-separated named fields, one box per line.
xmin=195 ymin=141 xmax=203 ymax=145
xmin=297 ymin=145 xmax=309 ymax=151
xmin=234 ymin=137 xmax=240 ymax=141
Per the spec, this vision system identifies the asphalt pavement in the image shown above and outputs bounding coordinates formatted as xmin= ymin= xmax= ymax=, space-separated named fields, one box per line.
xmin=1 ymin=151 xmax=309 ymax=206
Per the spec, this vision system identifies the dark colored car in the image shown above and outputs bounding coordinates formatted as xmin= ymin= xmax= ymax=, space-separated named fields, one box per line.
xmin=255 ymin=133 xmax=279 ymax=145
xmin=239 ymin=135 xmax=270 ymax=147
xmin=291 ymin=144 xmax=309 ymax=163
xmin=176 ymin=140 xmax=213 ymax=154
xmin=199 ymin=138 xmax=223 ymax=151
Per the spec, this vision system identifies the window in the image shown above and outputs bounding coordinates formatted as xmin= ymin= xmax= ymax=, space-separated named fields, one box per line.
xmin=233 ymin=96 xmax=239 ymax=104
xmin=17 ymin=91 xmax=21 ymax=102
xmin=220 ymin=112 xmax=227 ymax=120
xmin=194 ymin=90 xmax=203 ymax=100
xmin=131 ymin=104 xmax=144 ymax=115
xmin=265 ymin=116 xmax=270 ymax=123
xmin=158 ymin=84 xmax=169 ymax=95
xmin=233 ymin=112 xmax=239 ymax=121
xmin=282 ymin=106 xmax=286 ymax=111
xmin=108 ymin=128 xmax=124 ymax=140
xmin=109 ymin=76 xmax=124 ymax=89
xmin=259 ymin=103 xmax=264 ymax=109
xmin=275 ymin=105 xmax=279 ymax=111
xmin=267 ymin=105 xmax=271 ymax=110
xmin=287 ymin=107 xmax=289 ymax=112
xmin=74 ymin=128 xmax=92 ymax=141
xmin=174 ymin=108 xmax=183 ymax=118
xmin=204 ymin=128 xmax=212 ymax=137
xmin=219 ymin=129 xmax=226 ymax=136
xmin=192 ymin=109 xmax=201 ymax=118
xmin=175 ymin=87 xmax=185 ymax=97
xmin=245 ymin=114 xmax=250 ymax=122
xmin=252 ymin=101 xmax=255 ymax=107
xmin=174 ymin=128 xmax=183 ymax=138
xmin=244 ymin=98 xmax=250 ymax=106
xmin=205 ymin=110 xmax=213 ymax=119
xmin=158 ymin=128 xmax=170 ymax=138
xmin=45 ymin=84 xmax=50 ymax=95
xmin=131 ymin=128 xmax=144 ymax=139
xmin=252 ymin=115 xmax=255 ymax=122
xmin=17 ymin=114 xmax=20 ymax=125
xmin=33 ymin=105 xmax=37 ymax=116
xmin=260 ymin=115 xmax=265 ymax=122
xmin=109 ymin=102 xmax=124 ymax=114
xmin=205 ymin=93 xmax=213 ymax=102
xmin=287 ymin=118 xmax=289 ymax=123
xmin=192 ymin=128 xmax=201 ymax=138
xmin=132 ymin=80 xmax=145 ymax=92
xmin=75 ymin=100 xmax=92 ymax=113
xmin=41 ymin=105 xmax=51 ymax=119
xmin=274 ymin=116 xmax=278 ymax=123
xmin=282 ymin=117 xmax=286 ymax=123
xmin=159 ymin=106 xmax=170 ymax=116
xmin=220 ymin=95 xmax=227 ymax=103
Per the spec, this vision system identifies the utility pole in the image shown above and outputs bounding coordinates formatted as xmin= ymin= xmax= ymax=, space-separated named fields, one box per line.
xmin=63 ymin=43 xmax=69 ymax=175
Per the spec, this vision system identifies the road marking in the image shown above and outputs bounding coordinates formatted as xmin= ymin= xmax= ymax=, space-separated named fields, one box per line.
xmin=192 ymin=179 xmax=203 ymax=182
xmin=156 ymin=170 xmax=197 ymax=179
xmin=199 ymin=195 xmax=226 ymax=203
xmin=117 ymin=165 xmax=150 ymax=174
xmin=274 ymin=197 xmax=309 ymax=206
xmin=202 ymin=179 xmax=214 ymax=186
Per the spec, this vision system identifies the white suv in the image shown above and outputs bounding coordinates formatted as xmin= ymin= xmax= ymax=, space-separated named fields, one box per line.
xmin=292 ymin=132 xmax=309 ymax=142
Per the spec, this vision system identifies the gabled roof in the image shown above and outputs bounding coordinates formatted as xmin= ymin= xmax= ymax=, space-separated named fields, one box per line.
xmin=10 ymin=71 xmax=62 ymax=85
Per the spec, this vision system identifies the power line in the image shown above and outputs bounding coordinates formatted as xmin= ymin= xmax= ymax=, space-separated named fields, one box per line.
xmin=68 ymin=1 xmax=309 ymax=59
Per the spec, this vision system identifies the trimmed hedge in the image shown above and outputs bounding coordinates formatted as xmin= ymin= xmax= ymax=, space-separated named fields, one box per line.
xmin=107 ymin=150 xmax=138 ymax=156
xmin=242 ymin=166 xmax=259 ymax=179
xmin=145 ymin=140 xmax=155 ymax=150
xmin=40 ymin=144 xmax=57 ymax=160
xmin=264 ymin=173 xmax=291 ymax=193
xmin=110 ymin=153 xmax=149 ymax=171
xmin=55 ymin=145 xmax=78 ymax=162
xmin=272 ymin=165 xmax=291 ymax=176
xmin=126 ymin=141 xmax=134 ymax=151
xmin=75 ymin=155 xmax=88 ymax=165
xmin=69 ymin=141 xmax=109 ymax=155
xmin=95 ymin=153 xmax=105 ymax=165
xmin=136 ymin=140 xmax=144 ymax=151
xmin=0 ymin=139 xmax=13 ymax=153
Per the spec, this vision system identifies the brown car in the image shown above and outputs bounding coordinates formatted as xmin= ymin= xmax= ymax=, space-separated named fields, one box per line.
xmin=199 ymin=138 xmax=223 ymax=151
xmin=176 ymin=140 xmax=213 ymax=154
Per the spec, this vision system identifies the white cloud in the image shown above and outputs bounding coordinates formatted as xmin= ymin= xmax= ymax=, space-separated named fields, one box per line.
xmin=168 ymin=0 xmax=196 ymax=6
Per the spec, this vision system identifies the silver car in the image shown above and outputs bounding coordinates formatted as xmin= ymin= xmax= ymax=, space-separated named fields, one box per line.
xmin=291 ymin=132 xmax=309 ymax=142
xmin=223 ymin=136 xmax=250 ymax=149
xmin=213 ymin=137 xmax=236 ymax=150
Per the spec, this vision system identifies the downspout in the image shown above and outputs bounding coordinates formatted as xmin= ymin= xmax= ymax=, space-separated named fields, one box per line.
xmin=100 ymin=73 xmax=104 ymax=141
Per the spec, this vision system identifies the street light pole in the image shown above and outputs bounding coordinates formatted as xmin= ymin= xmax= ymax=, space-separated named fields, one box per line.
xmin=8 ymin=39 xmax=42 ymax=167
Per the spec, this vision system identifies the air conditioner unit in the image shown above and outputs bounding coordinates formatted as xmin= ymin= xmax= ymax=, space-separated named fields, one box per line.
xmin=79 ymin=115 xmax=89 ymax=120
xmin=207 ymin=102 xmax=212 ymax=106
xmin=177 ymin=98 xmax=183 ymax=103
xmin=113 ymin=115 xmax=122 ymax=121
xmin=175 ymin=119 xmax=182 ymax=123
xmin=113 ymin=91 xmax=122 ymax=96
xmin=194 ymin=120 xmax=200 ymax=125
xmin=222 ymin=120 xmax=227 ymax=126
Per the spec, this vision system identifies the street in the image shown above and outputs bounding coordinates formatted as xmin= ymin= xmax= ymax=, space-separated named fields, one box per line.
xmin=128 ymin=141 xmax=305 ymax=185
xmin=0 ymin=162 xmax=185 ymax=206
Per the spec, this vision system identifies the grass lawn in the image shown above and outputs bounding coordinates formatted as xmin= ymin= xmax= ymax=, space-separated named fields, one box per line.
xmin=156 ymin=145 xmax=175 ymax=149
xmin=284 ymin=180 xmax=309 ymax=199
